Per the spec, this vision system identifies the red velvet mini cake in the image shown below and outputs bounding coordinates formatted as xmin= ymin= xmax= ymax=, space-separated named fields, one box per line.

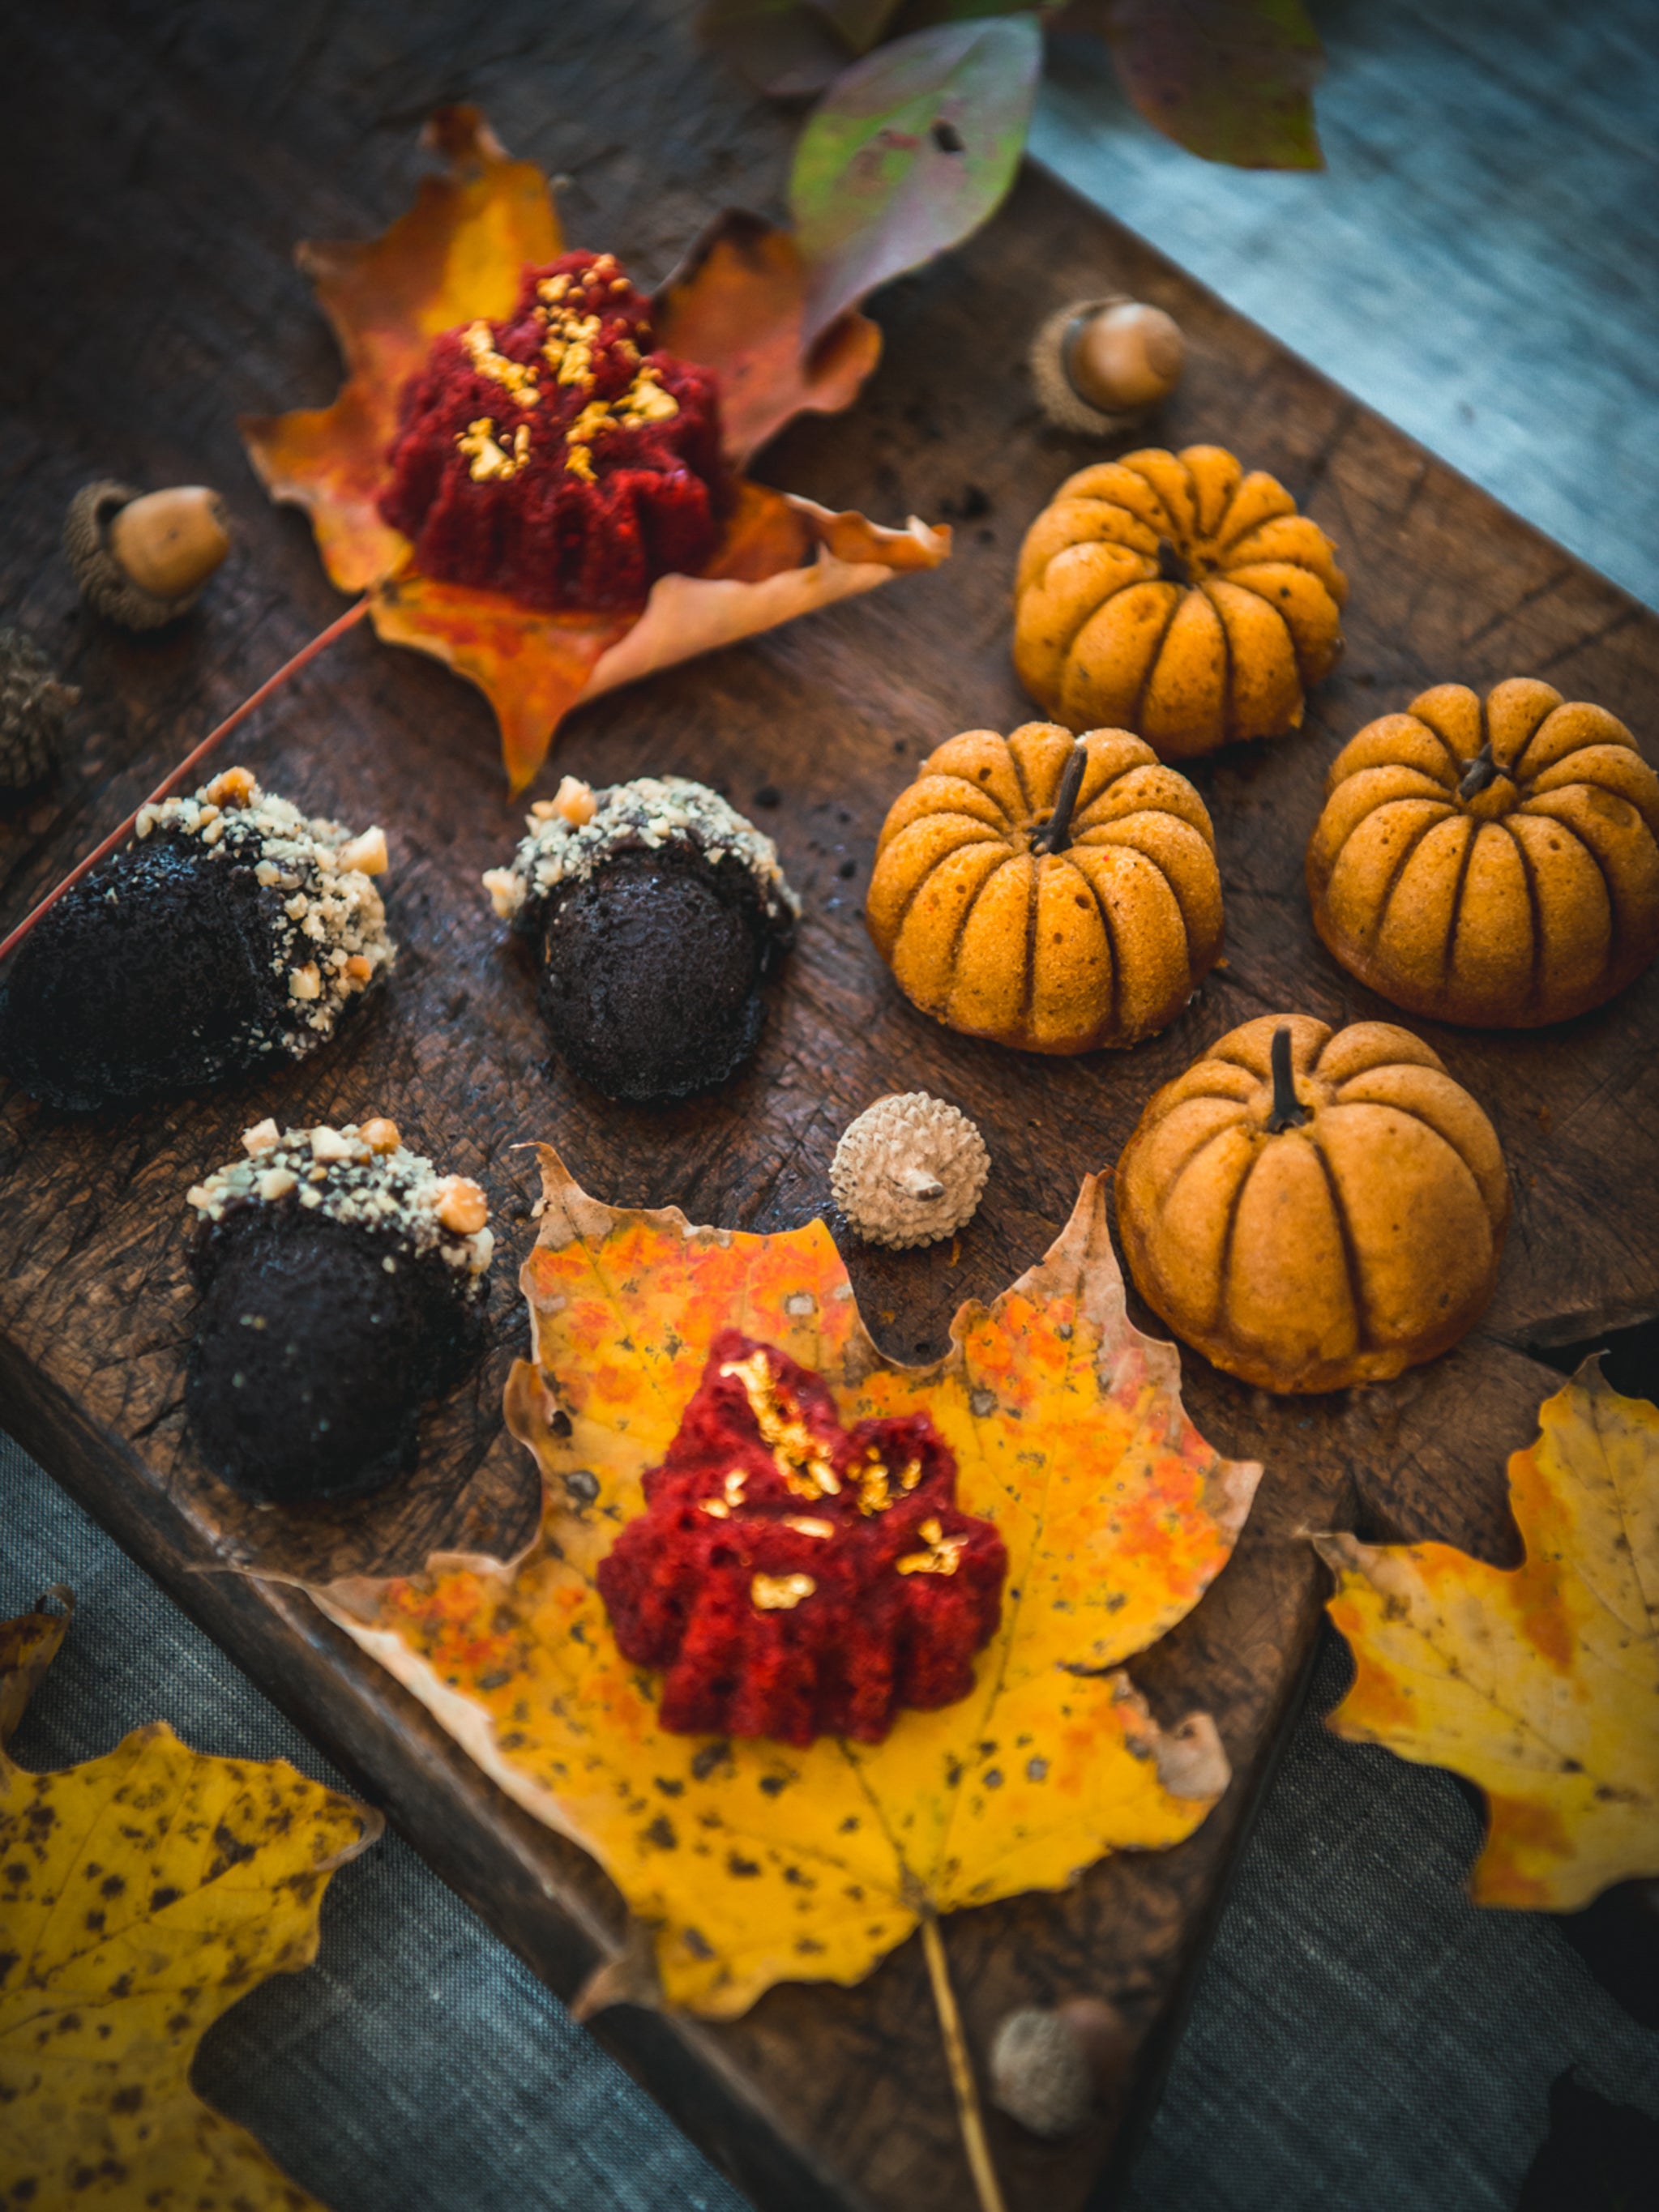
xmin=379 ymin=250 xmax=729 ymax=610
xmin=596 ymin=1330 xmax=1007 ymax=1747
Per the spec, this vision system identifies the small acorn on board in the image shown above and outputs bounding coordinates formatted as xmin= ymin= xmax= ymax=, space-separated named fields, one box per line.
xmin=989 ymin=1996 xmax=1131 ymax=2138
xmin=1030 ymin=295 xmax=1186 ymax=437
xmin=63 ymin=479 xmax=232 ymax=629
xmin=831 ymin=1092 xmax=990 ymax=1249
xmin=0 ymin=628 xmax=79 ymax=790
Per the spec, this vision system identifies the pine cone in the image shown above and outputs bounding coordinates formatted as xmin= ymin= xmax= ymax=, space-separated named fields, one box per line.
xmin=0 ymin=627 xmax=78 ymax=790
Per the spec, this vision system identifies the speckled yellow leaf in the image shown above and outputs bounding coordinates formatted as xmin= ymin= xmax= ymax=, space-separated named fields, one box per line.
xmin=314 ymin=1146 xmax=1260 ymax=2018
xmin=1315 ymin=1357 xmax=1659 ymax=1911
xmin=0 ymin=1591 xmax=380 ymax=2207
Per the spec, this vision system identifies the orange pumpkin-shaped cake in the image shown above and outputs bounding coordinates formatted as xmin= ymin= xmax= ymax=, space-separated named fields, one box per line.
xmin=866 ymin=723 xmax=1222 ymax=1054
xmin=1115 ymin=1014 xmax=1508 ymax=1394
xmin=1013 ymin=445 xmax=1347 ymax=759
xmin=1308 ymin=678 xmax=1659 ymax=1027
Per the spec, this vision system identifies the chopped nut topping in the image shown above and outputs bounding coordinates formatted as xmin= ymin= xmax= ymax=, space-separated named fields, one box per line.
xmin=782 ymin=1517 xmax=836 ymax=1539
xmin=481 ymin=866 xmax=520 ymax=920
xmin=485 ymin=776 xmax=800 ymax=937
xmin=289 ymin=963 xmax=322 ymax=1001
xmin=187 ymin=1124 xmax=494 ymax=1287
xmin=242 ymin=1118 xmax=280 ymax=1157
xmin=336 ymin=826 xmax=388 ymax=877
xmin=551 ymin=775 xmax=596 ymax=826
xmin=205 ymin=766 xmax=255 ymax=809
xmin=433 ymin=1175 xmax=489 ymax=1236
xmin=344 ymin=954 xmax=374 ymax=984
xmin=751 ymin=1573 xmax=816 ymax=1612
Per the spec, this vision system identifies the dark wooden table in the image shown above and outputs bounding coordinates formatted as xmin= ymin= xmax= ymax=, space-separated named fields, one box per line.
xmin=2 ymin=6 xmax=1657 ymax=2208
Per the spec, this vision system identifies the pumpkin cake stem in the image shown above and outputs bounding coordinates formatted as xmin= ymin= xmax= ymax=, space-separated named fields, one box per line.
xmin=1155 ymin=536 xmax=1192 ymax=588
xmin=1035 ymin=737 xmax=1089 ymax=855
xmin=1457 ymin=738 xmax=1503 ymax=801
xmin=1264 ymin=1025 xmax=1311 ymax=1133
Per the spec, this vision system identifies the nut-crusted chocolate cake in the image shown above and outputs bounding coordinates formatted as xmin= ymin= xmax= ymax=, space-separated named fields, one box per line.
xmin=0 ymin=767 xmax=394 ymax=1111
xmin=483 ymin=774 xmax=798 ymax=1103
xmin=185 ymin=1117 xmax=494 ymax=1505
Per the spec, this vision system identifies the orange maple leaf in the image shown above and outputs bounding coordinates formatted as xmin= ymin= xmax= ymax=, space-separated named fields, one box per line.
xmin=1315 ymin=1357 xmax=1659 ymax=1911
xmin=312 ymin=1147 xmax=1260 ymax=2020
xmin=241 ymin=108 xmax=947 ymax=791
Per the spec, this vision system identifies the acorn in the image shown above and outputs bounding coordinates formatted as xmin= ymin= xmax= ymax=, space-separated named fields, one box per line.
xmin=988 ymin=1996 xmax=1131 ymax=2139
xmin=0 ymin=627 xmax=79 ymax=791
xmin=63 ymin=480 xmax=231 ymax=630
xmin=1030 ymin=296 xmax=1186 ymax=437
xmin=830 ymin=1092 xmax=989 ymax=1249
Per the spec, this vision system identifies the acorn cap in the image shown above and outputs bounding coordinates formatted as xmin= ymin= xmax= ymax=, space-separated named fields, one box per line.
xmin=63 ymin=480 xmax=231 ymax=630
xmin=989 ymin=1996 xmax=1130 ymax=2139
xmin=830 ymin=1092 xmax=989 ymax=1249
xmin=0 ymin=626 xmax=79 ymax=791
xmin=1030 ymin=297 xmax=1186 ymax=436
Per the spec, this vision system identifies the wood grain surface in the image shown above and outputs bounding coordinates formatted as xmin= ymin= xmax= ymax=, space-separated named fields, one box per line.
xmin=2 ymin=6 xmax=1657 ymax=2209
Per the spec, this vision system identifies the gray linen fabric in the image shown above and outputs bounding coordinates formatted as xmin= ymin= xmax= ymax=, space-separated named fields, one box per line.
xmin=6 ymin=1437 xmax=1657 ymax=2211
xmin=1031 ymin=0 xmax=1659 ymax=611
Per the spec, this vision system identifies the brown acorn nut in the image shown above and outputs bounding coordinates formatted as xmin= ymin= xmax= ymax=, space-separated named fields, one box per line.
xmin=1307 ymin=678 xmax=1659 ymax=1027
xmin=1115 ymin=1014 xmax=1509 ymax=1394
xmin=1014 ymin=445 xmax=1347 ymax=760
xmin=64 ymin=480 xmax=231 ymax=630
xmin=1030 ymin=294 xmax=1186 ymax=436
xmin=866 ymin=722 xmax=1224 ymax=1054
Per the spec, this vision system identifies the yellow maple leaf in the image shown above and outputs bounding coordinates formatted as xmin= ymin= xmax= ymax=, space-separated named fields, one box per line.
xmin=1315 ymin=1356 xmax=1659 ymax=1911
xmin=0 ymin=1590 xmax=381 ymax=2206
xmin=314 ymin=1146 xmax=1260 ymax=2020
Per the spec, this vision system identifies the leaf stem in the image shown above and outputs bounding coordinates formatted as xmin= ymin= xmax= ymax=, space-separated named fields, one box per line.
xmin=920 ymin=1906 xmax=1008 ymax=2212
xmin=0 ymin=594 xmax=374 ymax=965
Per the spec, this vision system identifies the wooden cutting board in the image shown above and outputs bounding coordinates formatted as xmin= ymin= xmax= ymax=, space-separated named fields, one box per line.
xmin=2 ymin=6 xmax=1656 ymax=2208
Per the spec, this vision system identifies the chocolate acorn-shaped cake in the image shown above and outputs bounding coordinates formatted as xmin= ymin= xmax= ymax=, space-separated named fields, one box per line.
xmin=185 ymin=1117 xmax=493 ymax=1504
xmin=0 ymin=767 xmax=394 ymax=1111
xmin=484 ymin=774 xmax=798 ymax=1103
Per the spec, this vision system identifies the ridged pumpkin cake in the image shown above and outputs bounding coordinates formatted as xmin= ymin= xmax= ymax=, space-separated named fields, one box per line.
xmin=1307 ymin=678 xmax=1659 ymax=1027
xmin=1115 ymin=1014 xmax=1509 ymax=1393
xmin=866 ymin=722 xmax=1222 ymax=1054
xmin=1014 ymin=445 xmax=1347 ymax=759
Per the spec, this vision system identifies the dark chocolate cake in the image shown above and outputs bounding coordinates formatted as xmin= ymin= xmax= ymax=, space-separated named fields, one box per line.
xmin=0 ymin=767 xmax=394 ymax=1111
xmin=185 ymin=1117 xmax=492 ymax=1505
xmin=484 ymin=775 xmax=798 ymax=1103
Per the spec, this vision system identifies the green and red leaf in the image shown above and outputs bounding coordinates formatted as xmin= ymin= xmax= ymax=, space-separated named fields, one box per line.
xmin=789 ymin=17 xmax=1044 ymax=341
xmin=1102 ymin=0 xmax=1324 ymax=171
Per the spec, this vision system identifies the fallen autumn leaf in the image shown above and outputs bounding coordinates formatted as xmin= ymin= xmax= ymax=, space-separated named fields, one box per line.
xmin=1315 ymin=1356 xmax=1659 ymax=1911
xmin=0 ymin=1588 xmax=380 ymax=2208
xmin=310 ymin=1145 xmax=1259 ymax=2019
